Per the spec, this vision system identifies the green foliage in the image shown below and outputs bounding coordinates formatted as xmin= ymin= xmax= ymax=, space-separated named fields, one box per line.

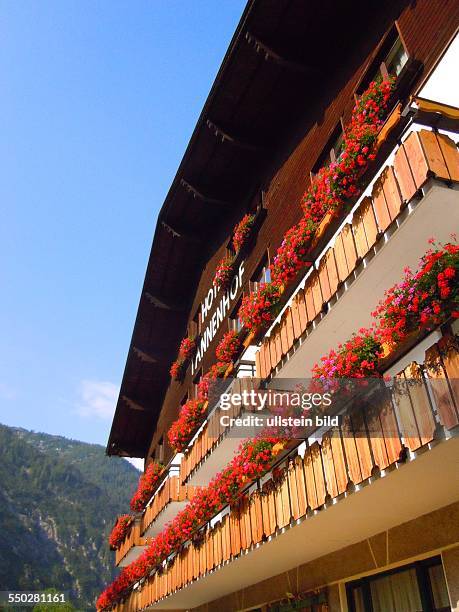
xmin=0 ymin=424 xmax=140 ymax=610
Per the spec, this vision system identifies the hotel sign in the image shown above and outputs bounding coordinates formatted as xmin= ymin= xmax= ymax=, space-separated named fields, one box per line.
xmin=191 ymin=261 xmax=245 ymax=374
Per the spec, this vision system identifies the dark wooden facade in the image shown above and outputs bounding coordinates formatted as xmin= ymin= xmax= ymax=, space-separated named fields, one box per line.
xmin=107 ymin=0 xmax=459 ymax=461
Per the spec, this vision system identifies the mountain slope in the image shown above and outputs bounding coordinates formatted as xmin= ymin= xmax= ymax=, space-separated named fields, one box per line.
xmin=0 ymin=424 xmax=140 ymax=610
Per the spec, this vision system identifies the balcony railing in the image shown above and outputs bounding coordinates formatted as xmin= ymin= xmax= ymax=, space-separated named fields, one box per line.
xmin=179 ymin=378 xmax=259 ymax=486
xmin=141 ymin=475 xmax=199 ymax=537
xmin=256 ymin=123 xmax=459 ymax=380
xmin=114 ymin=519 xmax=146 ymax=568
xmin=113 ymin=331 xmax=459 ymax=610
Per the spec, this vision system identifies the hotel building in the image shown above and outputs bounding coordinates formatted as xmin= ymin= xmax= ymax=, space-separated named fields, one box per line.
xmin=104 ymin=1 xmax=459 ymax=610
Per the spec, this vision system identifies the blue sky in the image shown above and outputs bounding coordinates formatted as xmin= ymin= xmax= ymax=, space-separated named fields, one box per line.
xmin=0 ymin=0 xmax=246 ymax=450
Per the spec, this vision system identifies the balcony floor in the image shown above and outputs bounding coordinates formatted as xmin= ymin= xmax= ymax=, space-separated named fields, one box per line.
xmin=143 ymin=501 xmax=190 ymax=538
xmin=119 ymin=545 xmax=147 ymax=568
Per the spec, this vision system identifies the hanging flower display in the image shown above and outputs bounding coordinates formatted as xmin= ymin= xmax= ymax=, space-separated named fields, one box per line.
xmin=241 ymin=77 xmax=396 ymax=331
xmin=215 ymin=330 xmax=242 ymax=363
xmin=238 ymin=282 xmax=283 ymax=332
xmin=196 ymin=371 xmax=213 ymax=402
xmin=270 ymin=217 xmax=315 ymax=285
xmin=169 ymin=359 xmax=186 ymax=381
xmin=372 ymin=240 xmax=459 ymax=347
xmin=108 ymin=515 xmax=133 ymax=550
xmin=300 ymin=77 xmax=395 ymax=221
xmin=179 ymin=336 xmax=197 ymax=361
xmin=97 ymin=435 xmax=286 ymax=610
xmin=232 ymin=213 xmax=256 ymax=253
xmin=130 ymin=461 xmax=164 ymax=513
xmin=167 ymin=399 xmax=207 ymax=452
xmin=312 ymin=328 xmax=383 ymax=379
xmin=214 ymin=256 xmax=235 ymax=289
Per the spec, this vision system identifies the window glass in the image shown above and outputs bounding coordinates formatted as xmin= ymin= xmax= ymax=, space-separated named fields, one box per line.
xmin=386 ymin=37 xmax=408 ymax=76
xmin=229 ymin=299 xmax=243 ymax=333
xmin=428 ymin=564 xmax=450 ymax=611
xmin=347 ymin=558 xmax=451 ymax=612
xmin=352 ymin=587 xmax=366 ymax=612
xmin=251 ymin=255 xmax=271 ymax=292
xmin=370 ymin=568 xmax=422 ymax=612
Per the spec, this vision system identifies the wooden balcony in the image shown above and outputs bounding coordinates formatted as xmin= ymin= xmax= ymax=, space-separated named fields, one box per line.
xmin=180 ymin=378 xmax=260 ymax=486
xmin=179 ymin=123 xmax=459 ymax=487
xmin=141 ymin=475 xmax=199 ymax=537
xmin=256 ymin=125 xmax=459 ymax=380
xmin=112 ymin=333 xmax=459 ymax=610
xmin=114 ymin=518 xmax=147 ymax=568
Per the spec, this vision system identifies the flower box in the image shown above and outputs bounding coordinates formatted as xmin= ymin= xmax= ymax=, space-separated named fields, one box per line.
xmin=310 ymin=211 xmax=334 ymax=250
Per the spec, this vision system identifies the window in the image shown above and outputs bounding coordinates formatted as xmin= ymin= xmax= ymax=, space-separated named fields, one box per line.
xmin=385 ymin=36 xmax=408 ymax=78
xmin=226 ymin=237 xmax=236 ymax=258
xmin=347 ymin=557 xmax=450 ymax=612
xmin=357 ymin=27 xmax=409 ymax=95
xmin=229 ymin=299 xmax=243 ymax=333
xmin=311 ymin=123 xmax=345 ymax=178
xmin=250 ymin=254 xmax=271 ymax=293
xmin=155 ymin=436 xmax=164 ymax=463
xmin=192 ymin=307 xmax=202 ymax=336
xmin=192 ymin=369 xmax=202 ymax=398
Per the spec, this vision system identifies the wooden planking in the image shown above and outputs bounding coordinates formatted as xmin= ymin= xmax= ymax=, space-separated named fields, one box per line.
xmin=290 ymin=294 xmax=302 ymax=339
xmin=329 ymin=430 xmax=349 ymax=494
xmin=275 ymin=328 xmax=283 ymax=363
xmin=436 ymin=133 xmax=459 ymax=182
xmin=321 ymin=432 xmax=339 ymax=499
xmin=303 ymin=446 xmax=318 ymax=510
xmin=379 ymin=397 xmax=403 ymax=466
xmin=393 ymin=369 xmax=422 ymax=451
xmin=361 ymin=197 xmax=378 ymax=248
xmin=366 ymin=409 xmax=390 ymax=471
xmin=310 ymin=442 xmax=326 ymax=506
xmin=334 ymin=231 xmax=349 ymax=282
xmin=285 ymin=308 xmax=295 ymax=349
xmin=341 ymin=223 xmax=358 ymax=272
xmin=310 ymin=271 xmax=323 ymax=314
xmin=341 ymin=416 xmax=362 ymax=485
xmin=425 ymin=341 xmax=459 ymax=430
xmin=280 ymin=319 xmax=289 ymax=356
xmin=352 ymin=205 xmax=369 ymax=259
xmin=255 ymin=349 xmax=262 ymax=379
xmin=297 ymin=289 xmax=309 ymax=332
xmin=394 ymin=143 xmax=417 ymax=202
xmin=405 ymin=362 xmax=436 ymax=445
xmin=418 ymin=129 xmax=450 ymax=180
xmin=372 ymin=175 xmax=392 ymax=232
xmin=249 ymin=491 xmax=263 ymax=544
xmin=403 ymin=131 xmax=430 ymax=190
xmin=381 ymin=165 xmax=403 ymax=221
xmin=325 ymin=248 xmax=339 ymax=296
xmin=318 ymin=256 xmax=331 ymax=303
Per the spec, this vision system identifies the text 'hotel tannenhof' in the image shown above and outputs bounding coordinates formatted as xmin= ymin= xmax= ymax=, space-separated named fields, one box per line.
xmin=101 ymin=1 xmax=459 ymax=611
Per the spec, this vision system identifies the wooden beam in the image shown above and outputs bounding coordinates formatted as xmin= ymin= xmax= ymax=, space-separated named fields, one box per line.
xmin=180 ymin=178 xmax=230 ymax=206
xmin=206 ymin=119 xmax=265 ymax=152
xmin=132 ymin=347 xmax=157 ymax=364
xmin=144 ymin=292 xmax=184 ymax=312
xmin=245 ymin=31 xmax=316 ymax=75
xmin=161 ymin=220 xmax=200 ymax=243
xmin=122 ymin=395 xmax=147 ymax=412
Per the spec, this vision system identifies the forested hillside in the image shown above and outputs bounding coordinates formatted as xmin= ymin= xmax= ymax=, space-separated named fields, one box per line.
xmin=0 ymin=424 xmax=140 ymax=610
